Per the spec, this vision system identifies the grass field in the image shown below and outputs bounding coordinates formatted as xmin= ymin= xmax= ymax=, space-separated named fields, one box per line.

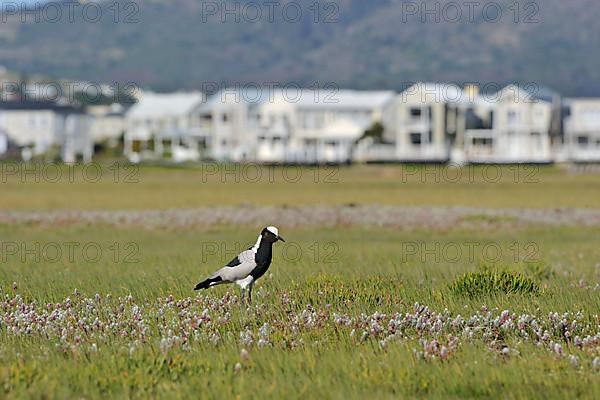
xmin=1 ymin=163 xmax=600 ymax=398
xmin=1 ymin=163 xmax=600 ymax=210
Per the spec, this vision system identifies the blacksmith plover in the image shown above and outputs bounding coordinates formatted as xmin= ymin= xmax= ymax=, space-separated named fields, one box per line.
xmin=194 ymin=226 xmax=285 ymax=303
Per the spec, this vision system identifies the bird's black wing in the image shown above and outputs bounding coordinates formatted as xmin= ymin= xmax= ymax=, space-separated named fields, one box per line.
xmin=226 ymin=249 xmax=255 ymax=267
xmin=209 ymin=249 xmax=257 ymax=282
xmin=225 ymin=256 xmax=241 ymax=267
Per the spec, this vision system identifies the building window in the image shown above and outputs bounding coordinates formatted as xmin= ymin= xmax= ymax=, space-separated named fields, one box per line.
xmin=472 ymin=138 xmax=493 ymax=146
xmin=410 ymin=108 xmax=422 ymax=118
xmin=508 ymin=110 xmax=519 ymax=124
xmin=577 ymin=136 xmax=589 ymax=147
xmin=222 ymin=114 xmax=229 ymax=123
xmin=410 ymin=133 xmax=422 ymax=145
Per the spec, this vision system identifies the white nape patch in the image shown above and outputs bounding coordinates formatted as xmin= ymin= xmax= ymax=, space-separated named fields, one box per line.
xmin=235 ymin=276 xmax=254 ymax=290
xmin=251 ymin=235 xmax=262 ymax=251
xmin=266 ymin=226 xmax=279 ymax=236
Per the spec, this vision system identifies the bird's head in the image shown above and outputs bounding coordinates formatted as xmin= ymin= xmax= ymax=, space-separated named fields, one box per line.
xmin=261 ymin=226 xmax=285 ymax=243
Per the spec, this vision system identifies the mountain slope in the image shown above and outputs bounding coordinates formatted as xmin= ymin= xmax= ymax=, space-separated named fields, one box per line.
xmin=0 ymin=0 xmax=598 ymax=95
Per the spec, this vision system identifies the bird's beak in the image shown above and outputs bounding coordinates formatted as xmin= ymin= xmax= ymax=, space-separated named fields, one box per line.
xmin=277 ymin=235 xmax=285 ymax=242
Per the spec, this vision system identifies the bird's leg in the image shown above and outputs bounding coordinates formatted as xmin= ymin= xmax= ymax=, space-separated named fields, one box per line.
xmin=240 ymin=288 xmax=246 ymax=305
xmin=248 ymin=284 xmax=253 ymax=304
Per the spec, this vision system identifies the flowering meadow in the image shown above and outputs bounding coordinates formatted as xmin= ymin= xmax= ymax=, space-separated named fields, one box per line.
xmin=1 ymin=165 xmax=600 ymax=398
xmin=1 ymin=216 xmax=599 ymax=399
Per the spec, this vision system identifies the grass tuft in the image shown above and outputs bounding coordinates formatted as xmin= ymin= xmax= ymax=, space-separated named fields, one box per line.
xmin=449 ymin=269 xmax=541 ymax=297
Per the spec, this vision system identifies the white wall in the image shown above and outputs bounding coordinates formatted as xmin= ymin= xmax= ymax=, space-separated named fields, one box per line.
xmin=565 ymin=99 xmax=600 ymax=161
xmin=383 ymin=85 xmax=454 ymax=161
xmin=0 ymin=110 xmax=58 ymax=154
xmin=0 ymin=132 xmax=7 ymax=154
xmin=491 ymin=89 xmax=552 ymax=162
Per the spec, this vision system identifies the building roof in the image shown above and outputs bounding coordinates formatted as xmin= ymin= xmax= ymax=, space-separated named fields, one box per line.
xmin=519 ymin=85 xmax=559 ymax=103
xmin=126 ymin=92 xmax=205 ymax=119
xmin=399 ymin=82 xmax=466 ymax=104
xmin=199 ymin=87 xmax=267 ymax=113
xmin=200 ymin=88 xmax=395 ymax=112
xmin=467 ymin=94 xmax=498 ymax=110
xmin=495 ymin=84 xmax=557 ymax=104
xmin=0 ymin=100 xmax=83 ymax=113
xmin=564 ymin=97 xmax=600 ymax=105
xmin=292 ymin=89 xmax=395 ymax=110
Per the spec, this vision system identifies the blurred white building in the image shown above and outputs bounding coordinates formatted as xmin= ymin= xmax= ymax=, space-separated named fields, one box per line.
xmin=462 ymin=85 xmax=553 ymax=163
xmin=366 ymin=83 xmax=557 ymax=164
xmin=124 ymin=92 xmax=206 ymax=162
xmin=194 ymin=88 xmax=394 ymax=164
xmin=116 ymin=85 xmax=600 ymax=165
xmin=380 ymin=83 xmax=463 ymax=162
xmin=0 ymin=127 xmax=8 ymax=156
xmin=255 ymin=89 xmax=394 ymax=163
xmin=197 ymin=87 xmax=265 ymax=162
xmin=87 ymin=103 xmax=126 ymax=144
xmin=58 ymin=113 xmax=93 ymax=163
xmin=0 ymin=100 xmax=92 ymax=163
xmin=564 ymin=98 xmax=600 ymax=162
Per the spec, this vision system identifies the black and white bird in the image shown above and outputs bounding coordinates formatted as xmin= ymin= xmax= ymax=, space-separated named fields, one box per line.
xmin=193 ymin=226 xmax=285 ymax=303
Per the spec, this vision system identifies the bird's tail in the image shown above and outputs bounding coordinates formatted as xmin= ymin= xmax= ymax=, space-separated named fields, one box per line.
xmin=194 ymin=279 xmax=211 ymax=290
xmin=194 ymin=276 xmax=222 ymax=290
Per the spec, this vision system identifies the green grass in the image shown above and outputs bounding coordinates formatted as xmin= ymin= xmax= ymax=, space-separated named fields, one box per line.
xmin=449 ymin=270 xmax=541 ymax=297
xmin=1 ymin=222 xmax=599 ymax=399
xmin=2 ymin=164 xmax=600 ymax=398
xmin=1 ymin=162 xmax=600 ymax=210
